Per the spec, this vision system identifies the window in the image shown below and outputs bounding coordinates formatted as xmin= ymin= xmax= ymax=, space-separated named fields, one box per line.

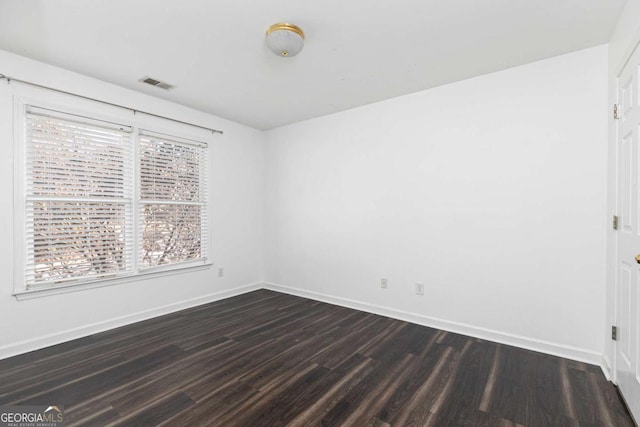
xmin=21 ymin=105 xmax=209 ymax=292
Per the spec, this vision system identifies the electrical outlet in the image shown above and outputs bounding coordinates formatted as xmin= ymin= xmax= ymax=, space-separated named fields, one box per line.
xmin=415 ymin=282 xmax=424 ymax=295
xmin=217 ymin=267 xmax=224 ymax=277
xmin=380 ymin=278 xmax=388 ymax=289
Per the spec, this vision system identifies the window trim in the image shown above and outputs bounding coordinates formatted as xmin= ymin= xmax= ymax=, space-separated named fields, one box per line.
xmin=12 ymin=94 xmax=214 ymax=299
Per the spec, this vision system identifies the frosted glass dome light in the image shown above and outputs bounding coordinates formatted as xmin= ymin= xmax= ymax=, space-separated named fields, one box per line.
xmin=265 ymin=23 xmax=305 ymax=57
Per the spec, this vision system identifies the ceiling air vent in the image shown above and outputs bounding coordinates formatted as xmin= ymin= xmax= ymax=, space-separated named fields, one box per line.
xmin=139 ymin=76 xmax=175 ymax=90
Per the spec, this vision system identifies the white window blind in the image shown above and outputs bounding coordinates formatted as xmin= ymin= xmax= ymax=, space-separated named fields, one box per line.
xmin=139 ymin=130 xmax=208 ymax=269
xmin=25 ymin=107 xmax=133 ymax=288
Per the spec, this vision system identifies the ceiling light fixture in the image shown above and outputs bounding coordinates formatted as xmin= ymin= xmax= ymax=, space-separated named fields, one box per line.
xmin=265 ymin=23 xmax=305 ymax=57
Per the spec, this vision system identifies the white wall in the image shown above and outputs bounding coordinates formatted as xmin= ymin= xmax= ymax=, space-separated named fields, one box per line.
xmin=0 ymin=50 xmax=264 ymax=359
xmin=605 ymin=0 xmax=640 ymax=376
xmin=264 ymin=45 xmax=609 ymax=363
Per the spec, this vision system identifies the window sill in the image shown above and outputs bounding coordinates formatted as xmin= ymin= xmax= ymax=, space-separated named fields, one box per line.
xmin=13 ymin=262 xmax=213 ymax=300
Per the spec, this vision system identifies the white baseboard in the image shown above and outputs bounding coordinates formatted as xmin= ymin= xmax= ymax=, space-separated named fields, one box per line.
xmin=0 ymin=282 xmax=262 ymax=361
xmin=263 ymin=282 xmax=603 ymax=366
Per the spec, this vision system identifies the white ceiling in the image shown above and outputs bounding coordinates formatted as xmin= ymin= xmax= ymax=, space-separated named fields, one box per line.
xmin=0 ymin=0 xmax=627 ymax=130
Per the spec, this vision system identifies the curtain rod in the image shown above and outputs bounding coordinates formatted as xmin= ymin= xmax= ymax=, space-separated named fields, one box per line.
xmin=0 ymin=73 xmax=223 ymax=135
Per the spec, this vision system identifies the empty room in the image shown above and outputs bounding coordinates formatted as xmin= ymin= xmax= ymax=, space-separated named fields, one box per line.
xmin=0 ymin=0 xmax=639 ymax=426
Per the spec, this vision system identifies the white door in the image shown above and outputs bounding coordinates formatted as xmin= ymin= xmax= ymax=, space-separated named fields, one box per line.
xmin=615 ymin=40 xmax=640 ymax=424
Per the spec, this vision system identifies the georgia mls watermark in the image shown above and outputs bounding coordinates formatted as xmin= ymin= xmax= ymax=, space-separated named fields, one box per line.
xmin=0 ymin=406 xmax=64 ymax=427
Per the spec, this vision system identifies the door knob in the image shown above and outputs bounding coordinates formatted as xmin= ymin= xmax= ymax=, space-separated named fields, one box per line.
xmin=635 ymin=254 xmax=640 ymax=264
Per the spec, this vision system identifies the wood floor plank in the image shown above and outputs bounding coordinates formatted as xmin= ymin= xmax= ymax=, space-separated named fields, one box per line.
xmin=65 ymin=405 xmax=122 ymax=426
xmin=320 ymin=352 xmax=416 ymax=426
xmin=108 ymin=340 xmax=235 ymax=416
xmin=0 ymin=353 xmax=127 ymax=403
xmin=567 ymin=364 xmax=600 ymax=425
xmin=111 ymin=391 xmax=195 ymax=426
xmin=232 ymin=364 xmax=334 ymax=426
xmin=286 ymin=354 xmax=378 ymax=427
xmin=0 ymin=290 xmax=634 ymax=427
xmin=10 ymin=345 xmax=186 ymax=407
xmin=375 ymin=339 xmax=445 ymax=423
xmin=486 ymin=345 xmax=535 ymax=424
xmin=426 ymin=340 xmax=495 ymax=426
xmin=204 ymin=363 xmax=321 ymax=426
xmin=158 ymin=381 xmax=259 ymax=426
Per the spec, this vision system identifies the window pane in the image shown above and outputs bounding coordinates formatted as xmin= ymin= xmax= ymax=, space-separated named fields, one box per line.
xmin=141 ymin=204 xmax=202 ymax=268
xmin=27 ymin=115 xmax=130 ymax=198
xmin=139 ymin=136 xmax=203 ymax=201
xmin=28 ymin=201 xmax=130 ymax=284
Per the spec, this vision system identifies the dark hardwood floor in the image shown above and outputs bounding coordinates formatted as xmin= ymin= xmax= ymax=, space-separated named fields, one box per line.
xmin=0 ymin=290 xmax=635 ymax=426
